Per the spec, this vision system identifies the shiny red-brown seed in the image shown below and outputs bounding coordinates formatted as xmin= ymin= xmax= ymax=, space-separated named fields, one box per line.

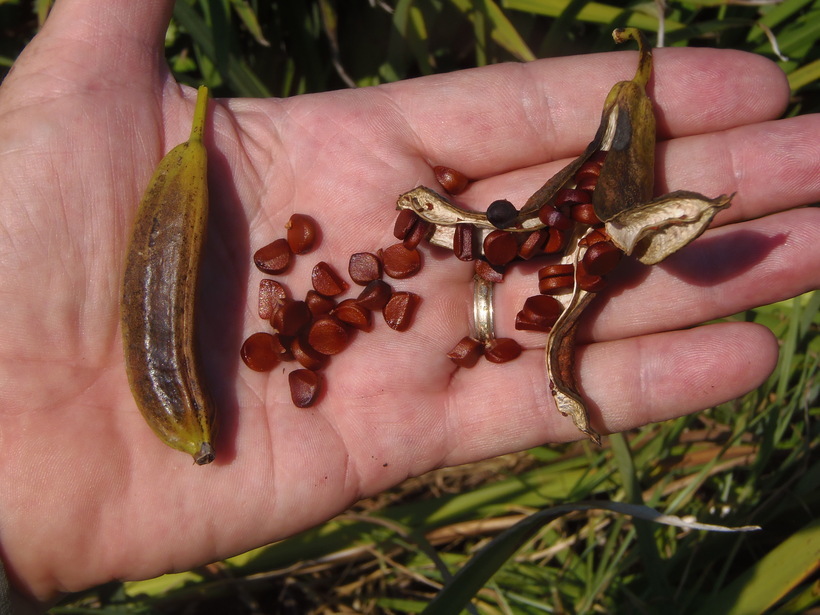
xmin=382 ymin=243 xmax=422 ymax=279
xmin=332 ymin=299 xmax=372 ymax=331
xmin=404 ymin=218 xmax=431 ymax=250
xmin=356 ymin=279 xmax=393 ymax=310
xmin=484 ymin=338 xmax=522 ymax=363
xmin=518 ymin=229 xmax=548 ymax=260
xmin=254 ymin=238 xmax=292 ymax=274
xmin=290 ymin=335 xmax=328 ymax=371
xmin=538 ymin=263 xmax=575 ymax=295
xmin=582 ymin=241 xmax=622 ymax=276
xmin=240 ymin=332 xmax=280 ymax=372
xmin=575 ymin=260 xmax=607 ymax=292
xmin=515 ymin=295 xmax=563 ymax=332
xmin=453 ymin=223 xmax=476 ymax=261
xmin=383 ymin=291 xmax=419 ymax=331
xmin=308 ymin=316 xmax=349 ymax=355
xmin=393 ymin=209 xmax=419 ymax=241
xmin=270 ymin=333 xmax=295 ymax=362
xmin=258 ymin=279 xmax=287 ymax=320
xmin=348 ymin=252 xmax=382 ymax=285
xmin=285 ymin=213 xmax=317 ymax=254
xmin=446 ymin=336 xmax=484 ymax=368
xmin=288 ymin=369 xmax=321 ymax=408
xmin=483 ymin=230 xmax=518 ymax=266
xmin=575 ymin=160 xmax=603 ymax=185
xmin=579 ymin=228 xmax=610 ymax=247
xmin=554 ymin=188 xmax=593 ymax=206
xmin=474 ymin=259 xmax=504 ymax=283
xmin=542 ymin=227 xmax=568 ymax=254
xmin=305 ymin=290 xmax=336 ymax=317
xmin=575 ymin=176 xmax=599 ymax=191
xmin=570 ymin=202 xmax=601 ymax=225
xmin=311 ymin=261 xmax=349 ymax=297
xmin=538 ymin=206 xmax=573 ymax=230
xmin=538 ymin=263 xmax=574 ymax=280
xmin=272 ymin=299 xmax=312 ymax=336
xmin=434 ymin=166 xmax=470 ymax=194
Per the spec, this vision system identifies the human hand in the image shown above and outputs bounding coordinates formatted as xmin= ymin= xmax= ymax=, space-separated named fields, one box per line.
xmin=0 ymin=0 xmax=817 ymax=603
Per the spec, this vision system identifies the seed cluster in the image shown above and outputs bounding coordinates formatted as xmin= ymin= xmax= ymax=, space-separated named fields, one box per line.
xmin=242 ymin=213 xmax=423 ymax=407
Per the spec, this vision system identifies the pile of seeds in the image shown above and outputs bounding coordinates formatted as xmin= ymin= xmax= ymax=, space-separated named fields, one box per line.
xmin=241 ymin=213 xmax=423 ymax=407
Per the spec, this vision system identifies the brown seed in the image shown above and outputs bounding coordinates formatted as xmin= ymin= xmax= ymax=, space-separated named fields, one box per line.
xmin=554 ymin=188 xmax=592 ymax=206
xmin=542 ymin=227 xmax=568 ymax=254
xmin=515 ymin=295 xmax=563 ymax=332
xmin=285 ymin=213 xmax=317 ymax=254
xmin=290 ymin=335 xmax=328 ymax=371
xmin=518 ymin=229 xmax=548 ymax=260
xmin=538 ymin=263 xmax=574 ymax=295
xmin=483 ymin=230 xmax=519 ymax=266
xmin=305 ymin=290 xmax=337 ymax=317
xmin=272 ymin=299 xmax=312 ymax=336
xmin=383 ymin=291 xmax=419 ymax=331
xmin=270 ymin=333 xmax=295 ymax=362
xmin=579 ymin=228 xmax=610 ymax=247
xmin=570 ymin=202 xmax=601 ymax=225
xmin=258 ymin=279 xmax=287 ymax=320
xmin=288 ymin=369 xmax=321 ymax=408
xmin=240 ymin=332 xmax=280 ymax=372
xmin=382 ymin=243 xmax=422 ymax=279
xmin=446 ymin=336 xmax=484 ymax=368
xmin=332 ymin=299 xmax=372 ymax=331
xmin=538 ymin=206 xmax=573 ymax=230
xmin=393 ymin=209 xmax=419 ymax=241
xmin=484 ymin=338 xmax=522 ymax=363
xmin=434 ymin=166 xmax=470 ymax=194
xmin=403 ymin=218 xmax=431 ymax=249
xmin=356 ymin=279 xmax=393 ymax=310
xmin=474 ymin=259 xmax=504 ymax=283
xmin=582 ymin=241 xmax=622 ymax=276
xmin=348 ymin=252 xmax=382 ymax=285
xmin=575 ymin=175 xmax=599 ymax=191
xmin=312 ymin=261 xmax=349 ymax=297
xmin=453 ymin=223 xmax=476 ymax=261
xmin=254 ymin=238 xmax=292 ymax=274
xmin=308 ymin=316 xmax=349 ymax=355
xmin=576 ymin=260 xmax=607 ymax=292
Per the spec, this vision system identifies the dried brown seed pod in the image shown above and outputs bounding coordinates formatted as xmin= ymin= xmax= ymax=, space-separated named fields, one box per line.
xmin=483 ymin=230 xmax=519 ymax=266
xmin=258 ymin=279 xmax=287 ymax=320
xmin=484 ymin=338 xmax=522 ymax=363
xmin=382 ymin=243 xmax=422 ymax=279
xmin=311 ymin=261 xmax=349 ymax=297
xmin=240 ymin=332 xmax=280 ymax=372
xmin=254 ymin=238 xmax=292 ymax=274
xmin=285 ymin=213 xmax=317 ymax=254
xmin=446 ymin=336 xmax=484 ymax=368
xmin=434 ymin=166 xmax=470 ymax=194
xmin=383 ymin=291 xmax=419 ymax=331
xmin=289 ymin=369 xmax=321 ymax=408
xmin=356 ymin=279 xmax=392 ymax=310
xmin=348 ymin=252 xmax=382 ymax=285
xmin=308 ymin=316 xmax=349 ymax=355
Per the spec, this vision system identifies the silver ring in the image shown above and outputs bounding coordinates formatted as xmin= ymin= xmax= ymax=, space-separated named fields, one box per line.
xmin=472 ymin=275 xmax=495 ymax=345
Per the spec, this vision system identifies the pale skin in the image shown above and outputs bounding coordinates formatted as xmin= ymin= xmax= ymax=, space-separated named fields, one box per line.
xmin=0 ymin=0 xmax=818 ymax=607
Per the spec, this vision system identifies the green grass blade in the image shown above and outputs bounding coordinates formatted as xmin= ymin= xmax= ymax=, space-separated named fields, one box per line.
xmin=693 ymin=518 xmax=820 ymax=615
xmin=503 ymin=0 xmax=684 ymax=32
xmin=450 ymin=0 xmax=536 ymax=61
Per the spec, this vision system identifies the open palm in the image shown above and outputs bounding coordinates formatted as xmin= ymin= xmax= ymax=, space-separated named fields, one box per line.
xmin=1 ymin=0 xmax=818 ymax=604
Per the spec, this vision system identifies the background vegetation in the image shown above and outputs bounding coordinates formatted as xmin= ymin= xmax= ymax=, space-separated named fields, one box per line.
xmin=2 ymin=0 xmax=818 ymax=613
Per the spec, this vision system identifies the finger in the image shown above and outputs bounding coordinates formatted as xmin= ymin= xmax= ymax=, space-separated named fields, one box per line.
xmin=490 ymin=207 xmax=820 ymax=345
xmin=383 ymin=48 xmax=788 ymax=176
xmin=443 ymin=321 xmax=776 ymax=465
xmin=5 ymin=0 xmax=173 ymax=94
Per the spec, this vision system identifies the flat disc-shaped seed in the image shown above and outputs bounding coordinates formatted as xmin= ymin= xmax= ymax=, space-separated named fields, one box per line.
xmin=356 ymin=279 xmax=392 ymax=310
xmin=273 ymin=299 xmax=312 ymax=336
xmin=518 ymin=229 xmax=548 ymax=260
xmin=290 ymin=335 xmax=328 ymax=371
xmin=484 ymin=338 xmax=522 ymax=363
xmin=384 ymin=292 xmax=419 ymax=331
xmin=332 ymin=299 xmax=372 ymax=331
xmin=312 ymin=261 xmax=349 ymax=297
xmin=434 ymin=166 xmax=469 ymax=194
xmin=453 ymin=224 xmax=476 ymax=261
xmin=446 ymin=336 xmax=484 ymax=368
xmin=285 ymin=213 xmax=317 ymax=254
xmin=305 ymin=290 xmax=336 ymax=317
xmin=258 ymin=279 xmax=287 ymax=320
xmin=515 ymin=295 xmax=563 ymax=332
xmin=382 ymin=243 xmax=422 ymax=279
xmin=240 ymin=332 xmax=280 ymax=372
xmin=393 ymin=209 xmax=419 ymax=241
xmin=308 ymin=316 xmax=349 ymax=355
xmin=582 ymin=241 xmax=622 ymax=276
xmin=289 ymin=369 xmax=321 ymax=408
xmin=475 ymin=259 xmax=504 ymax=283
xmin=348 ymin=252 xmax=382 ymax=285
xmin=254 ymin=238 xmax=292 ymax=274
xmin=483 ymin=230 xmax=518 ymax=266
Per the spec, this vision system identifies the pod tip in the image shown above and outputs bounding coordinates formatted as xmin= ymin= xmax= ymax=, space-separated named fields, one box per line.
xmin=194 ymin=442 xmax=216 ymax=465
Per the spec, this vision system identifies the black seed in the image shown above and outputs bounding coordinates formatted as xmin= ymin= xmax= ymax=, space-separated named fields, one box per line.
xmin=486 ymin=199 xmax=518 ymax=229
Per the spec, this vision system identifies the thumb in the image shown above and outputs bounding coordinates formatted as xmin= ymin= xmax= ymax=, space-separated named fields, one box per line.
xmin=3 ymin=0 xmax=174 ymax=98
